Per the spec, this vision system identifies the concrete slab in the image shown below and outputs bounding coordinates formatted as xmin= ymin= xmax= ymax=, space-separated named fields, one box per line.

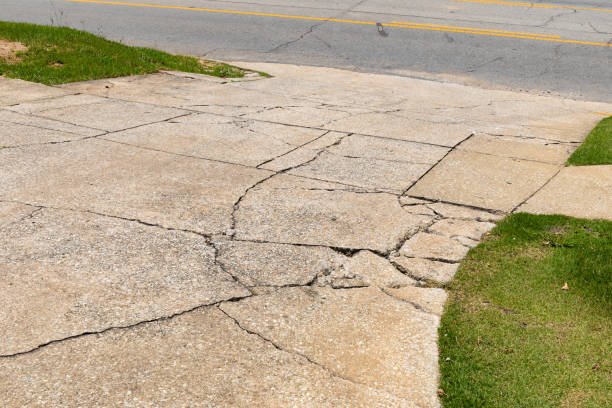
xmin=0 ymin=208 xmax=248 ymax=356
xmin=0 ymin=76 xmax=69 ymax=106
xmin=30 ymin=97 xmax=190 ymax=132
xmin=458 ymin=133 xmax=576 ymax=164
xmin=1 ymin=307 xmax=407 ymax=407
xmin=288 ymin=151 xmax=431 ymax=192
xmin=328 ymin=134 xmax=450 ymax=164
xmin=518 ymin=165 xmax=612 ymax=220
xmin=221 ymin=287 xmax=441 ymax=407
xmin=325 ymin=112 xmax=473 ymax=147
xmin=234 ymin=175 xmax=432 ymax=253
xmin=259 ymin=131 xmax=346 ymax=171
xmin=0 ymin=139 xmax=272 ymax=235
xmin=106 ymin=113 xmax=326 ymax=166
xmin=60 ymin=73 xmax=296 ymax=111
xmin=244 ymin=105 xmax=352 ymax=128
xmin=215 ymin=240 xmax=346 ymax=287
xmin=408 ymin=150 xmax=559 ymax=212
xmin=0 ymin=109 xmax=104 ymax=138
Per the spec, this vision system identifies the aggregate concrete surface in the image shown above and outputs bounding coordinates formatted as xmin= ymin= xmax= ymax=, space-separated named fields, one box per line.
xmin=1 ymin=63 xmax=611 ymax=407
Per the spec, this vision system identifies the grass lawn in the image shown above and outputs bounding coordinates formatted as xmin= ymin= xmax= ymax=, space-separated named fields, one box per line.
xmin=0 ymin=21 xmax=257 ymax=85
xmin=439 ymin=213 xmax=611 ymax=408
xmin=566 ymin=116 xmax=612 ymax=166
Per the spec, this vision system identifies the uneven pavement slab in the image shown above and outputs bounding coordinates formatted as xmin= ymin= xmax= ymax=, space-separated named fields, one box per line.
xmin=518 ymin=165 xmax=612 ymax=220
xmin=1 ymin=62 xmax=611 ymax=407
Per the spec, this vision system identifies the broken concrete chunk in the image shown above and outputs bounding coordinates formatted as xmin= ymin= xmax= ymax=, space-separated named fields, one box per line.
xmin=390 ymin=255 xmax=459 ymax=283
xmin=338 ymin=250 xmax=416 ymax=288
xmin=400 ymin=232 xmax=470 ymax=262
xmin=214 ymin=240 xmax=346 ymax=287
xmin=429 ymin=218 xmax=496 ymax=240
xmin=235 ymin=177 xmax=432 ymax=253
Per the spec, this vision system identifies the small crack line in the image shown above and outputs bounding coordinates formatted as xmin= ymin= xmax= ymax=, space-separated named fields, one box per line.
xmin=0 ymin=113 xmax=104 ymax=138
xmin=398 ymin=133 xmax=474 ymax=204
xmin=511 ymin=167 xmax=563 ymax=213
xmin=216 ymin=305 xmax=375 ymax=389
xmin=380 ymin=288 xmax=436 ymax=316
xmin=256 ymin=130 xmax=333 ymax=168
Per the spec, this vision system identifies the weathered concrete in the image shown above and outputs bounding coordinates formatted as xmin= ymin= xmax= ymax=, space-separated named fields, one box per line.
xmin=0 ymin=139 xmax=271 ymax=235
xmin=2 ymin=61 xmax=610 ymax=407
xmin=408 ymin=150 xmax=559 ymax=212
xmin=220 ymin=287 xmax=441 ymax=407
xmin=518 ymin=165 xmax=612 ymax=220
xmin=0 ymin=208 xmax=248 ymax=356
xmin=1 ymin=307 xmax=407 ymax=407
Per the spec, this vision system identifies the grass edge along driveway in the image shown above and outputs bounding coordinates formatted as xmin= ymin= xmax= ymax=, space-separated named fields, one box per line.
xmin=566 ymin=116 xmax=612 ymax=166
xmin=0 ymin=21 xmax=269 ymax=85
xmin=439 ymin=213 xmax=611 ymax=408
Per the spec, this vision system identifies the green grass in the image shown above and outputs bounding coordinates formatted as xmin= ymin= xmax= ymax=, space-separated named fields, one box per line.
xmin=566 ymin=116 xmax=612 ymax=166
xmin=0 ymin=21 xmax=252 ymax=84
xmin=439 ymin=213 xmax=612 ymax=408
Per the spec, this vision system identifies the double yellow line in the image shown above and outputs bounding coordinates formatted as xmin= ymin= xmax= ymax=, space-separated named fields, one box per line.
xmin=389 ymin=21 xmax=561 ymax=41
xmin=456 ymin=0 xmax=612 ymax=13
xmin=67 ymin=0 xmax=612 ymax=47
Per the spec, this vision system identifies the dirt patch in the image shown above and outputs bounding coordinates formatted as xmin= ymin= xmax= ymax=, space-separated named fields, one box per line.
xmin=0 ymin=40 xmax=28 ymax=64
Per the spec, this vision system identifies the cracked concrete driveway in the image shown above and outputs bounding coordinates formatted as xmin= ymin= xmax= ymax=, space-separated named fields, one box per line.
xmin=1 ymin=64 xmax=611 ymax=407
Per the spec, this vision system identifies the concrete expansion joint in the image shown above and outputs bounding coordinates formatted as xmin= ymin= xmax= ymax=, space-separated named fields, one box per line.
xmin=511 ymin=166 xmax=563 ymax=213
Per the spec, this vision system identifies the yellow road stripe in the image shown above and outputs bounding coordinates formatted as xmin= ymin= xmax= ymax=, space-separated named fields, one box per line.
xmin=391 ymin=21 xmax=561 ymax=38
xmin=67 ymin=0 xmax=612 ymax=47
xmin=456 ymin=0 xmax=612 ymax=12
xmin=593 ymin=112 xmax=612 ymax=116
xmin=66 ymin=0 xmax=377 ymax=25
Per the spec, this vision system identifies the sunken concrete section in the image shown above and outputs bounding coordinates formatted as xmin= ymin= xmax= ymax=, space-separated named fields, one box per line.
xmin=1 ymin=63 xmax=611 ymax=407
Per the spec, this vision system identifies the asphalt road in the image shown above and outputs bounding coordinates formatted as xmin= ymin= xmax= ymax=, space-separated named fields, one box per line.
xmin=2 ymin=0 xmax=611 ymax=101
